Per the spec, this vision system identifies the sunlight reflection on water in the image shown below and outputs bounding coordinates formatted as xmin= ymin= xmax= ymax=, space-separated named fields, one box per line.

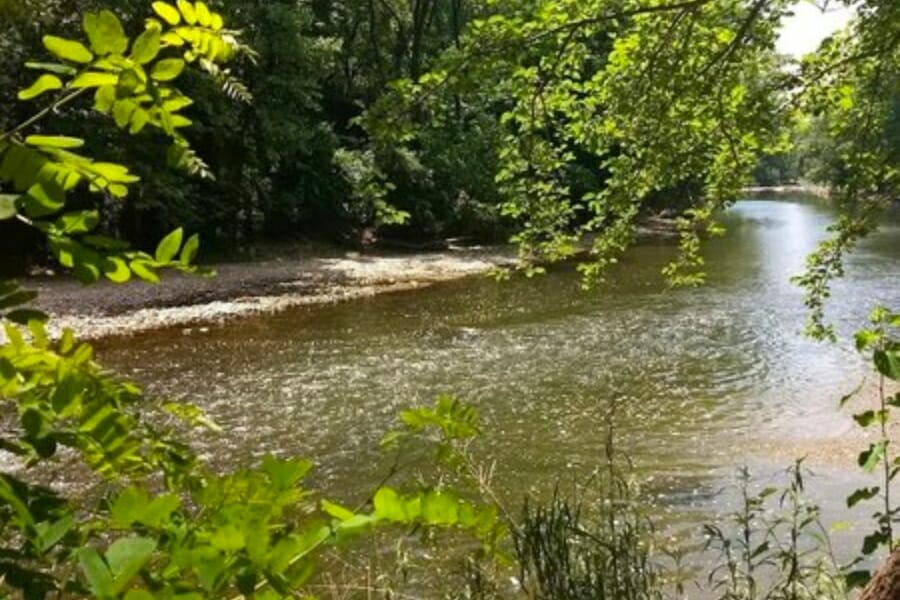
xmin=96 ymin=197 xmax=899 ymax=559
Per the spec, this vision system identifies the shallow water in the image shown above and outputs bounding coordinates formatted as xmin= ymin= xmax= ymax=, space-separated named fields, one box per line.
xmin=96 ymin=197 xmax=900 ymax=559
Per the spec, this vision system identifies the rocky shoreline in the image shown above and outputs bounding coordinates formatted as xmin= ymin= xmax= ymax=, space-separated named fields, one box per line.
xmin=741 ymin=183 xmax=831 ymax=197
xmin=26 ymin=248 xmax=517 ymax=340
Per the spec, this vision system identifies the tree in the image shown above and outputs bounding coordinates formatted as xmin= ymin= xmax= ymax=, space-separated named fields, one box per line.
xmin=0 ymin=4 xmax=503 ymax=598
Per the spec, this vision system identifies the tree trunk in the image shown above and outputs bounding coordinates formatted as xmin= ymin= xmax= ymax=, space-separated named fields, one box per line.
xmin=858 ymin=549 xmax=900 ymax=600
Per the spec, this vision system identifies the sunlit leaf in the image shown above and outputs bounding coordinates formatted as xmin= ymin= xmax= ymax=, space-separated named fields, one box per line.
xmin=83 ymin=10 xmax=129 ymax=56
xmin=18 ymin=74 xmax=63 ymax=100
xmin=151 ymin=58 xmax=185 ymax=81
xmin=180 ymin=233 xmax=200 ymax=265
xmin=131 ymin=26 xmax=161 ymax=64
xmin=153 ymin=2 xmax=181 ymax=26
xmin=195 ymin=2 xmax=212 ymax=27
xmin=57 ymin=211 xmax=100 ymax=234
xmin=71 ymin=71 xmax=120 ymax=89
xmin=43 ymin=36 xmax=94 ymax=64
xmin=155 ymin=227 xmax=183 ymax=263
xmin=130 ymin=260 xmax=159 ymax=283
xmin=177 ymin=0 xmax=198 ymax=25
xmin=25 ymin=135 xmax=85 ymax=149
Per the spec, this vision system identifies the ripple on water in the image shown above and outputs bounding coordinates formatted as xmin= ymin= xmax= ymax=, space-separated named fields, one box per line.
xmin=95 ymin=198 xmax=900 ymax=540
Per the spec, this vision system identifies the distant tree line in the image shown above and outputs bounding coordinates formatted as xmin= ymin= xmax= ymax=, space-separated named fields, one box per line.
xmin=0 ymin=0 xmax=513 ymax=274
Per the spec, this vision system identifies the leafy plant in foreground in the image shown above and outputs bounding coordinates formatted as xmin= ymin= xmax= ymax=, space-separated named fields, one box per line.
xmin=839 ymin=306 xmax=900 ymax=587
xmin=0 ymin=3 xmax=504 ymax=598
xmin=704 ymin=464 xmax=844 ymax=600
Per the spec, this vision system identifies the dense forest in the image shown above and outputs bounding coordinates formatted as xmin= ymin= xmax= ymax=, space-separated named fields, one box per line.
xmin=0 ymin=1 xmax=898 ymax=599
xmin=3 ymin=0 xmax=896 ymax=275
xmin=1 ymin=0 xmax=514 ymax=270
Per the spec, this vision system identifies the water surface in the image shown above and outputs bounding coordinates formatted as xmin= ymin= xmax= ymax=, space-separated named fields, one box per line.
xmin=97 ymin=197 xmax=900 ymax=555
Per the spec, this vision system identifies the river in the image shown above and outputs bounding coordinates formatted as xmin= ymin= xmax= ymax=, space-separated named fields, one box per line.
xmin=95 ymin=196 xmax=900 ymax=562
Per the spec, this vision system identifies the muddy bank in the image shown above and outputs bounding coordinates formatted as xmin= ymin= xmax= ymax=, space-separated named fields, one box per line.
xmin=28 ymin=247 xmax=517 ymax=340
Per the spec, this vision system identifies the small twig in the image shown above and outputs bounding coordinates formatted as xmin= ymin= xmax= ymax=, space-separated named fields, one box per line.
xmin=0 ymin=88 xmax=89 ymax=143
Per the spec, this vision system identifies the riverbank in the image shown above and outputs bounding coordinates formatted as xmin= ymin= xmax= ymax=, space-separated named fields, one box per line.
xmin=742 ymin=182 xmax=831 ymax=197
xmin=28 ymin=245 xmax=517 ymax=340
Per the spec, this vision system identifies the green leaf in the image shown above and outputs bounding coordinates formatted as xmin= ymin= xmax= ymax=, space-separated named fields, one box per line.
xmin=151 ymin=58 xmax=185 ymax=81
xmin=142 ymin=495 xmax=181 ymax=527
xmin=332 ymin=513 xmax=378 ymax=540
xmin=35 ymin=514 xmax=75 ymax=554
xmin=83 ymin=10 xmax=129 ymax=56
xmin=94 ymin=85 xmax=117 ymax=112
xmin=153 ymin=2 xmax=182 ymax=26
xmin=0 ymin=195 xmax=18 ymax=220
xmin=18 ymin=74 xmax=63 ymax=100
xmin=71 ymin=71 xmax=120 ymax=89
xmin=855 ymin=329 xmax=879 ymax=351
xmin=853 ymin=411 xmax=876 ymax=427
xmin=57 ymin=210 xmax=100 ymax=234
xmin=155 ymin=228 xmax=183 ymax=263
xmin=103 ymin=257 xmax=132 ymax=284
xmin=106 ymin=537 xmax=156 ymax=594
xmin=113 ymin=100 xmax=138 ymax=129
xmin=321 ymin=500 xmax=355 ymax=522
xmin=25 ymin=62 xmax=78 ymax=76
xmin=25 ymin=135 xmax=85 ymax=149
xmin=24 ymin=181 xmax=66 ymax=218
xmin=180 ymin=233 xmax=200 ymax=265
xmin=132 ymin=26 xmax=161 ymax=64
xmin=111 ymin=488 xmax=152 ymax=527
xmin=874 ymin=348 xmax=900 ymax=380
xmin=117 ymin=69 xmax=145 ymax=95
xmin=43 ymin=36 xmax=94 ymax=64
xmin=858 ymin=440 xmax=887 ymax=473
xmin=211 ymin=525 xmax=246 ymax=552
xmin=92 ymin=162 xmax=139 ymax=184
xmin=373 ymin=487 xmax=407 ymax=522
xmin=846 ymin=486 xmax=879 ymax=507
xmin=861 ymin=530 xmax=888 ymax=555
xmin=422 ymin=489 xmax=459 ymax=525
xmin=130 ymin=260 xmax=159 ymax=283
xmin=124 ymin=591 xmax=155 ymax=600
xmin=261 ymin=454 xmax=311 ymax=488
xmin=107 ymin=184 xmax=129 ymax=198
xmin=129 ymin=109 xmax=150 ymax=134
xmin=177 ymin=0 xmax=198 ymax=25
xmin=162 ymin=95 xmax=194 ymax=112
xmin=78 ymin=548 xmax=114 ymax=597
xmin=195 ymin=2 xmax=213 ymax=27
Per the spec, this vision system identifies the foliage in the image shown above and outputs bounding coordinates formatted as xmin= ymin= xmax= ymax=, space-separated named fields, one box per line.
xmin=704 ymin=464 xmax=845 ymax=600
xmin=0 ymin=4 xmax=504 ymax=598
xmin=0 ymin=1 xmax=252 ymax=283
xmin=364 ymin=0 xmax=795 ymax=285
xmin=452 ymin=445 xmax=848 ymax=600
xmin=838 ymin=306 xmax=900 ymax=587
xmin=790 ymin=1 xmax=899 ymax=339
